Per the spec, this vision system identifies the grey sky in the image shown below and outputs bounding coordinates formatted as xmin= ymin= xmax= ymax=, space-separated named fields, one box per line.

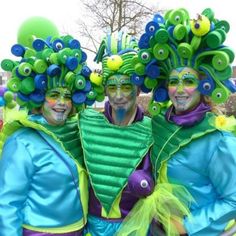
xmin=0 ymin=0 xmax=235 ymax=72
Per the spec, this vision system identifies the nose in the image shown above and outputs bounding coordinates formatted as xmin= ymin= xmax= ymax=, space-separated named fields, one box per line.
xmin=116 ymin=87 xmax=122 ymax=99
xmin=176 ymin=83 xmax=184 ymax=93
xmin=57 ymin=96 xmax=66 ymax=105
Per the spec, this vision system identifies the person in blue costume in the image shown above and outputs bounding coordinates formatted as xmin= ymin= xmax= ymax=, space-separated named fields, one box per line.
xmin=78 ymin=32 xmax=155 ymax=236
xmin=127 ymin=7 xmax=236 ymax=236
xmin=0 ymin=21 xmax=100 ymax=235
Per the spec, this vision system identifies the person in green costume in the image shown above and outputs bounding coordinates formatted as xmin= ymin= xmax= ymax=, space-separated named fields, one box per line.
xmin=80 ymin=32 xmax=189 ymax=236
xmin=123 ymin=7 xmax=236 ymax=236
xmin=0 ymin=20 xmax=100 ymax=235
xmin=79 ymin=32 xmax=156 ymax=236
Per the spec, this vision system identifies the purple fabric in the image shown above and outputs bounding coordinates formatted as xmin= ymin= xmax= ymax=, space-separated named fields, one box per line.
xmin=23 ymin=228 xmax=83 ymax=236
xmin=165 ymin=102 xmax=211 ymax=127
xmin=119 ymin=153 xmax=153 ymax=217
xmin=127 ymin=167 xmax=154 ymax=197
xmin=88 ymin=102 xmax=153 ymax=218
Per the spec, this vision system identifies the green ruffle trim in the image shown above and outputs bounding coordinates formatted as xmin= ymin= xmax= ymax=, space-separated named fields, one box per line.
xmin=0 ymin=113 xmax=83 ymax=165
xmin=151 ymin=112 xmax=217 ymax=179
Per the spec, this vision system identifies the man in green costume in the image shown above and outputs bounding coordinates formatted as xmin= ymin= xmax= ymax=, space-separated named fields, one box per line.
xmin=79 ymin=32 xmax=155 ymax=236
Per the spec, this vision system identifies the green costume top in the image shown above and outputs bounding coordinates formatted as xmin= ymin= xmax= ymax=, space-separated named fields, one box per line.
xmin=79 ymin=108 xmax=153 ymax=215
xmin=151 ymin=112 xmax=217 ymax=180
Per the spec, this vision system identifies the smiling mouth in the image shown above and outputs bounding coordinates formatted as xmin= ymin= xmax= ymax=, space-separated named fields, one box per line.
xmin=175 ymin=96 xmax=190 ymax=104
xmin=53 ymin=108 xmax=66 ymax=113
xmin=115 ymin=102 xmax=126 ymax=105
xmin=175 ymin=96 xmax=189 ymax=100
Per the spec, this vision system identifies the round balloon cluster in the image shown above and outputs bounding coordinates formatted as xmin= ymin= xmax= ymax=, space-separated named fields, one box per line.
xmin=94 ymin=32 xmax=139 ymax=85
xmin=1 ymin=35 xmax=105 ymax=110
xmin=0 ymin=85 xmax=16 ymax=109
xmin=131 ymin=8 xmax=235 ymax=116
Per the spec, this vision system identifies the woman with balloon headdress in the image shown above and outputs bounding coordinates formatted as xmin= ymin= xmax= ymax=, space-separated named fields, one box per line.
xmin=117 ymin=8 xmax=236 ymax=236
xmin=0 ymin=17 xmax=99 ymax=236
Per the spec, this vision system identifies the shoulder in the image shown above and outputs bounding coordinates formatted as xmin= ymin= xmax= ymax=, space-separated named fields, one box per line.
xmin=79 ymin=108 xmax=101 ymax=117
xmin=4 ymin=127 xmax=38 ymax=145
xmin=142 ymin=115 xmax=152 ymax=126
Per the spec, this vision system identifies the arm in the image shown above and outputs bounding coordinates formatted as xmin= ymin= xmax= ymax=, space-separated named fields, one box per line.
xmin=184 ymin=133 xmax=236 ymax=235
xmin=0 ymin=134 xmax=34 ymax=236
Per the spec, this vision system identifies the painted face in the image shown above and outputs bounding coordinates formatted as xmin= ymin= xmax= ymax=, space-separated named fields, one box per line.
xmin=106 ymin=74 xmax=138 ymax=122
xmin=42 ymin=87 xmax=72 ymax=125
xmin=168 ymin=67 xmax=201 ymax=114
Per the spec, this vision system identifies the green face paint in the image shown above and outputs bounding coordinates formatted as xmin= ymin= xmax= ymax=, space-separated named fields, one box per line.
xmin=106 ymin=74 xmax=138 ymax=123
xmin=168 ymin=67 xmax=201 ymax=114
xmin=42 ymin=87 xmax=72 ymax=125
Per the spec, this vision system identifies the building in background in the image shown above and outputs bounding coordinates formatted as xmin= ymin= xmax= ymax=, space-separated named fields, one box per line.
xmin=0 ymin=71 xmax=10 ymax=85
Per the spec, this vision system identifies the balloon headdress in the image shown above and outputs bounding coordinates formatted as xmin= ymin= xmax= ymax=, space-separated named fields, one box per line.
xmin=1 ymin=17 xmax=99 ymax=111
xmin=94 ymin=32 xmax=139 ymax=86
xmin=0 ymin=86 xmax=16 ymax=109
xmin=131 ymin=8 xmax=235 ymax=115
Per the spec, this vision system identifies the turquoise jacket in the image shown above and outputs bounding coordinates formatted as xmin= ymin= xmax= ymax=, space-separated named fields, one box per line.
xmin=0 ymin=115 xmax=87 ymax=235
xmin=167 ymin=130 xmax=236 ymax=235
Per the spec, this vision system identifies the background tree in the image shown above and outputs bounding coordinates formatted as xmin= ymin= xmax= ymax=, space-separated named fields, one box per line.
xmin=75 ymin=0 xmax=163 ymax=55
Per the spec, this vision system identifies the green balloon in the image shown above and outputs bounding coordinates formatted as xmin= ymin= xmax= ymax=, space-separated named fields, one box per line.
xmin=17 ymin=16 xmax=59 ymax=48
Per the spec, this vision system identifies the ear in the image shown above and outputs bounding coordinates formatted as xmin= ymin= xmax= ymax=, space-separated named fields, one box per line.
xmin=31 ymin=107 xmax=42 ymax=115
xmin=105 ymin=86 xmax=108 ymax=96
xmin=68 ymin=106 xmax=76 ymax=117
xmin=137 ymin=87 xmax=141 ymax=96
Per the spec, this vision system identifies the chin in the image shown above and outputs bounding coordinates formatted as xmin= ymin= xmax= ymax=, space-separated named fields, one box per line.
xmin=54 ymin=121 xmax=65 ymax=126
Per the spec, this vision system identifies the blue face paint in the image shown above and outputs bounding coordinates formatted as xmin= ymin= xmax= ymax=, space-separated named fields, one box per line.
xmin=116 ymin=108 xmax=126 ymax=123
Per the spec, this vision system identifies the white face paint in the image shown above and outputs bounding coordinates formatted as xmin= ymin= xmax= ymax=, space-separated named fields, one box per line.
xmin=168 ymin=67 xmax=201 ymax=114
xmin=42 ymin=87 xmax=72 ymax=126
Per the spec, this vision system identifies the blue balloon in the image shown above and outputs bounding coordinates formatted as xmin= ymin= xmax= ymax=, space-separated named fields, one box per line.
xmin=72 ymin=92 xmax=86 ymax=104
xmin=138 ymin=34 xmax=150 ymax=49
xmin=153 ymin=87 xmax=169 ymax=102
xmin=131 ymin=73 xmax=144 ymax=86
xmin=66 ymin=57 xmax=78 ymax=71
xmin=198 ymin=77 xmax=215 ymax=95
xmin=145 ymin=21 xmax=160 ymax=36
xmin=0 ymin=97 xmax=6 ymax=106
xmin=11 ymin=44 xmax=25 ymax=57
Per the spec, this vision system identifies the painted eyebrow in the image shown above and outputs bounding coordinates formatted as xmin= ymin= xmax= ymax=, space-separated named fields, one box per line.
xmin=106 ymin=80 xmax=117 ymax=85
xmin=168 ymin=76 xmax=179 ymax=80
xmin=48 ymin=91 xmax=71 ymax=96
xmin=47 ymin=91 xmax=61 ymax=95
xmin=182 ymin=74 xmax=198 ymax=80
xmin=121 ymin=82 xmax=132 ymax=85
xmin=64 ymin=91 xmax=72 ymax=95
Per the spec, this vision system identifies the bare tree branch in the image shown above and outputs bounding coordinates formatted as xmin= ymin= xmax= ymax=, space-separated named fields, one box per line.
xmin=76 ymin=0 xmax=164 ymax=57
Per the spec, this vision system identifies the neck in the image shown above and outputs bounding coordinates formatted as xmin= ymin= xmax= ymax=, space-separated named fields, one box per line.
xmin=175 ymin=102 xmax=201 ymax=115
xmin=165 ymin=102 xmax=211 ymax=127
xmin=112 ymin=105 xmax=137 ymax=126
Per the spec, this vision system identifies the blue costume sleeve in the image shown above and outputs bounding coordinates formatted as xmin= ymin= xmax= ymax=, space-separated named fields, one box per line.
xmin=184 ymin=133 xmax=236 ymax=235
xmin=0 ymin=133 xmax=34 ymax=236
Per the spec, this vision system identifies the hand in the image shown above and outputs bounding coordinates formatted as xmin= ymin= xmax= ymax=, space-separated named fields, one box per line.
xmin=171 ymin=217 xmax=186 ymax=235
